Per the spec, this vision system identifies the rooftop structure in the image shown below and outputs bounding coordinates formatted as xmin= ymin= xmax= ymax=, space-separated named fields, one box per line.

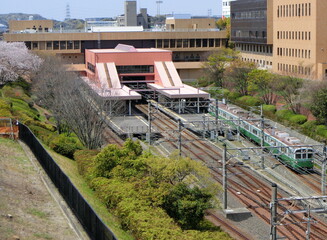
xmin=222 ymin=0 xmax=236 ymax=18
xmin=84 ymin=44 xmax=209 ymax=101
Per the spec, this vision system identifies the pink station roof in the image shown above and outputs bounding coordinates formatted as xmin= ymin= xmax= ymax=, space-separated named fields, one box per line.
xmin=84 ymin=44 xmax=209 ymax=100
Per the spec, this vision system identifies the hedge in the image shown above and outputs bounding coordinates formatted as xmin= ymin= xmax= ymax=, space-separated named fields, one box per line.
xmin=275 ymin=109 xmax=295 ymax=120
xmin=49 ymin=133 xmax=84 ymax=159
xmin=289 ymin=114 xmax=307 ymax=125
xmin=263 ymin=104 xmax=276 ymax=114
xmin=236 ymin=95 xmax=263 ymax=106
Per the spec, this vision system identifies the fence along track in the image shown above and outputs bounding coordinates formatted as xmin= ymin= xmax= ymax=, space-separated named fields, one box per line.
xmin=19 ymin=123 xmax=117 ymax=240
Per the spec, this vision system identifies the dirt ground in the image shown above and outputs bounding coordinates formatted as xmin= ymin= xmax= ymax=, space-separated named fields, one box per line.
xmin=0 ymin=138 xmax=79 ymax=240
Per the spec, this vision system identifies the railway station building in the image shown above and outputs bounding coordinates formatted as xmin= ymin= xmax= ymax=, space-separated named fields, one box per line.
xmin=82 ymin=44 xmax=209 ymax=114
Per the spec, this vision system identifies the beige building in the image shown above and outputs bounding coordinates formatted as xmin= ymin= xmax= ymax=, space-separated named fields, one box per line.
xmin=273 ymin=0 xmax=327 ymax=80
xmin=9 ymin=20 xmax=53 ymax=33
xmin=232 ymin=0 xmax=327 ymax=80
xmin=166 ymin=18 xmax=217 ymax=31
xmin=4 ymin=19 xmax=227 ymax=81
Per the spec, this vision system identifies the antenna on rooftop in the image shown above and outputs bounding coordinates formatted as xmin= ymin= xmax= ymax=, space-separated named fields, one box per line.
xmin=156 ymin=1 xmax=163 ymax=17
xmin=65 ymin=3 xmax=71 ymax=20
xmin=208 ymin=9 xmax=212 ymax=17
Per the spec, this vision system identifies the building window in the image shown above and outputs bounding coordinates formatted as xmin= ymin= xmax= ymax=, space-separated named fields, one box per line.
xmin=60 ymin=41 xmax=66 ymax=50
xmin=164 ymin=39 xmax=169 ymax=48
xmin=87 ymin=62 xmax=95 ymax=73
xmin=209 ymin=39 xmax=214 ymax=47
xmin=46 ymin=41 xmax=52 ymax=50
xmin=67 ymin=41 xmax=73 ymax=49
xmin=74 ymin=41 xmax=80 ymax=49
xmin=32 ymin=42 xmax=38 ymax=50
xmin=116 ymin=65 xmax=154 ymax=74
xmin=190 ymin=39 xmax=195 ymax=48
xmin=196 ymin=39 xmax=201 ymax=47
xmin=170 ymin=39 xmax=176 ymax=48
xmin=157 ymin=39 xmax=162 ymax=48
xmin=177 ymin=39 xmax=182 ymax=48
xmin=53 ymin=41 xmax=59 ymax=50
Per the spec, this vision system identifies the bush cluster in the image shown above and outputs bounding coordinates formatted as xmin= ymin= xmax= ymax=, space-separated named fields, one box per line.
xmin=75 ymin=140 xmax=230 ymax=240
xmin=49 ymin=133 xmax=84 ymax=159
xmin=236 ymin=95 xmax=263 ymax=107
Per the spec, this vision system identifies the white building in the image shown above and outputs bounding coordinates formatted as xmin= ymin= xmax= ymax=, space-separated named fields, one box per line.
xmin=222 ymin=0 xmax=236 ymax=18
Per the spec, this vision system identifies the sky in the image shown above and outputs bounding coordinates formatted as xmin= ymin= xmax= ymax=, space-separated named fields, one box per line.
xmin=1 ymin=0 xmax=222 ymax=21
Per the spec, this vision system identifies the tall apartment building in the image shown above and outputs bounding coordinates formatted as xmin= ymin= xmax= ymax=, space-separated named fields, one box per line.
xmin=231 ymin=0 xmax=273 ymax=70
xmin=232 ymin=0 xmax=327 ymax=80
xmin=222 ymin=0 xmax=236 ymax=18
xmin=273 ymin=0 xmax=327 ymax=80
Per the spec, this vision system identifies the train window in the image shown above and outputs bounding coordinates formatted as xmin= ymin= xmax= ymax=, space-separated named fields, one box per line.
xmin=296 ymin=153 xmax=302 ymax=159
xmin=253 ymin=129 xmax=258 ymax=135
xmin=307 ymin=153 xmax=313 ymax=158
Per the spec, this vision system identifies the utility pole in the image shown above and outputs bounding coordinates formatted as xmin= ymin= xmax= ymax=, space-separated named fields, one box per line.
xmin=215 ymin=99 xmax=219 ymax=141
xmin=178 ymin=119 xmax=182 ymax=157
xmin=260 ymin=105 xmax=265 ymax=169
xmin=202 ymin=115 xmax=206 ymax=139
xmin=223 ymin=143 xmax=227 ymax=210
xmin=322 ymin=144 xmax=327 ymax=195
xmin=305 ymin=205 xmax=311 ymax=240
xmin=148 ymin=101 xmax=152 ymax=145
xmin=270 ymin=183 xmax=278 ymax=240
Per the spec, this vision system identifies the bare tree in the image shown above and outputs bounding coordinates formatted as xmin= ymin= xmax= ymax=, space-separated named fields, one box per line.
xmin=32 ymin=55 xmax=123 ymax=149
xmin=275 ymin=75 xmax=303 ymax=113
xmin=0 ymin=42 xmax=42 ymax=85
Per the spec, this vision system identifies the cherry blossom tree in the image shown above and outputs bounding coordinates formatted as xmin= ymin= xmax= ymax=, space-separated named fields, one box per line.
xmin=0 ymin=42 xmax=42 ymax=85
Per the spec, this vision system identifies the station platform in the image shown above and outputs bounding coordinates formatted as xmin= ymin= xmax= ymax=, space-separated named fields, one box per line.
xmin=108 ymin=115 xmax=160 ymax=137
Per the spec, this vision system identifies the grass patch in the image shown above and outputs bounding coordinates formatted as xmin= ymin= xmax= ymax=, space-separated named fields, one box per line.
xmin=27 ymin=208 xmax=49 ymax=219
xmin=33 ymin=232 xmax=53 ymax=239
xmin=45 ymin=146 xmax=135 ymax=240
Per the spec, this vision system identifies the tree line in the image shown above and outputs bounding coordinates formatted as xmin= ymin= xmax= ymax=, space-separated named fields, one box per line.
xmin=200 ymin=48 xmax=327 ymax=128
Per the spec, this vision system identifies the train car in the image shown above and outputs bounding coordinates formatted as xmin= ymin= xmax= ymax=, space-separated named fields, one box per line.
xmin=208 ymin=100 xmax=314 ymax=170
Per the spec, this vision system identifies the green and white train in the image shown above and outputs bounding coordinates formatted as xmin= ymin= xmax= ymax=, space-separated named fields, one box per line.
xmin=209 ymin=100 xmax=314 ymax=170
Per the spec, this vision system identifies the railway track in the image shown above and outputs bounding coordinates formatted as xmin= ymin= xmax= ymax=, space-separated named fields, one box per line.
xmin=136 ymin=103 xmax=327 ymax=240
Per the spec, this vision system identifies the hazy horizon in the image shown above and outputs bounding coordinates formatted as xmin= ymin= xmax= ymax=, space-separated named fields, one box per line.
xmin=1 ymin=0 xmax=222 ymax=21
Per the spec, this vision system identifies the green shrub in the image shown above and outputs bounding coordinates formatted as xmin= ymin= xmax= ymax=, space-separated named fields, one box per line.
xmin=289 ymin=114 xmax=307 ymax=125
xmin=29 ymin=125 xmax=56 ymax=144
xmin=275 ymin=109 xmax=295 ymax=120
xmin=7 ymin=77 xmax=31 ymax=93
xmin=316 ymin=125 xmax=327 ymax=138
xmin=227 ymin=91 xmax=241 ymax=100
xmin=301 ymin=120 xmax=318 ymax=130
xmin=162 ymin=183 xmax=213 ymax=230
xmin=0 ymin=99 xmax=12 ymax=117
xmin=50 ymin=134 xmax=84 ymax=159
xmin=315 ymin=125 xmax=327 ymax=132
xmin=236 ymin=95 xmax=263 ymax=106
xmin=74 ymin=149 xmax=99 ymax=177
xmin=93 ymin=144 xmax=123 ymax=178
xmin=32 ymin=121 xmax=56 ymax=132
xmin=263 ymin=104 xmax=276 ymax=114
